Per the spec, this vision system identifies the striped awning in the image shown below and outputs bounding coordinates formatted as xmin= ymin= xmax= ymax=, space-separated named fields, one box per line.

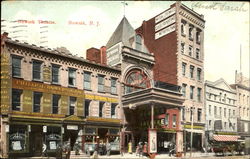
xmin=213 ymin=135 xmax=240 ymax=142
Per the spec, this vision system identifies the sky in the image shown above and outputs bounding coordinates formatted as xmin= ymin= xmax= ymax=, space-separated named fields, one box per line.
xmin=1 ymin=1 xmax=249 ymax=84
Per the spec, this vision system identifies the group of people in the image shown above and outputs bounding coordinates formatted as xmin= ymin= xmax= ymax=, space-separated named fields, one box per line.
xmin=135 ymin=142 xmax=148 ymax=157
xmin=92 ymin=141 xmax=111 ymax=157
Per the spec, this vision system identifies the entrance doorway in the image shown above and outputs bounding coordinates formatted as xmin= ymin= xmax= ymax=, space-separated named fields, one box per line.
xmin=64 ymin=130 xmax=78 ymax=150
xmin=98 ymin=128 xmax=108 ymax=143
xmin=30 ymin=125 xmax=43 ymax=156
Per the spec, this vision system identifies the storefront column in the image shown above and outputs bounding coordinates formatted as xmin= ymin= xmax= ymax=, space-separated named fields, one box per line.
xmin=151 ymin=103 xmax=154 ymax=129
xmin=1 ymin=118 xmax=9 ymax=158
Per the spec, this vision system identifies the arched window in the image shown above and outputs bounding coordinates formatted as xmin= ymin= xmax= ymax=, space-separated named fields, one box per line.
xmin=124 ymin=69 xmax=150 ymax=94
xmin=135 ymin=34 xmax=142 ymax=51
xmin=181 ymin=23 xmax=185 ymax=35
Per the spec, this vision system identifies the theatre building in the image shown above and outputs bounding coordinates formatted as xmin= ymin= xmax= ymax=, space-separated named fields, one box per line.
xmin=0 ymin=33 xmax=121 ymax=158
xmin=105 ymin=15 xmax=184 ymax=155
xmin=135 ymin=2 xmax=206 ymax=151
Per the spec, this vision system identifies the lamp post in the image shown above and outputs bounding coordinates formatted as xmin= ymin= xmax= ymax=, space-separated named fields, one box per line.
xmin=190 ymin=107 xmax=194 ymax=157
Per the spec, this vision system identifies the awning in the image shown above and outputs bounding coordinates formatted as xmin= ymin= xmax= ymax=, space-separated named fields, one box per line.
xmin=213 ymin=135 xmax=240 ymax=142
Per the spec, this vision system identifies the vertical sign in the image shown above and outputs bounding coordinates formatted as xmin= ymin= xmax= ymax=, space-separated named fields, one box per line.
xmin=148 ymin=129 xmax=157 ymax=153
xmin=0 ymin=46 xmax=11 ymax=115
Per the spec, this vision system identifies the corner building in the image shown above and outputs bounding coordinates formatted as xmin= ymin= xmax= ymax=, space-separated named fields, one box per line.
xmin=0 ymin=34 xmax=121 ymax=158
xmin=106 ymin=14 xmax=184 ymax=156
xmin=135 ymin=2 xmax=205 ymax=151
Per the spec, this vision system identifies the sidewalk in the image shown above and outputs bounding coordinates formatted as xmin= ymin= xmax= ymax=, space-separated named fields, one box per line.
xmin=78 ymin=152 xmax=215 ymax=159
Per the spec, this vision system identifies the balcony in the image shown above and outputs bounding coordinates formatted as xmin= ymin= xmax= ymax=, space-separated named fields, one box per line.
xmin=122 ymin=80 xmax=184 ymax=109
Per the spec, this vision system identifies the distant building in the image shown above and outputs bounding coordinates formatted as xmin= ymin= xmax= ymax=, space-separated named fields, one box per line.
xmin=205 ymin=79 xmax=238 ymax=145
xmin=135 ymin=2 xmax=205 ymax=151
xmin=0 ymin=33 xmax=121 ymax=158
xmin=231 ymin=71 xmax=250 ymax=154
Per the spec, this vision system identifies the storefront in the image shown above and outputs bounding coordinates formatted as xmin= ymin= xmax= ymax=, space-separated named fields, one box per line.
xmin=82 ymin=117 xmax=121 ymax=154
xmin=8 ymin=112 xmax=64 ymax=158
xmin=184 ymin=124 xmax=204 ymax=152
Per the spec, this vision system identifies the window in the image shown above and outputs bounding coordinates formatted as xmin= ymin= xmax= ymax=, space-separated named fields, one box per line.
xmin=214 ymin=106 xmax=217 ymax=116
xmin=197 ymin=68 xmax=201 ymax=81
xmin=189 ymin=45 xmax=193 ymax=56
xmin=190 ymin=107 xmax=194 ymax=121
xmin=181 ymin=22 xmax=186 ymax=35
xmin=98 ymin=75 xmax=105 ymax=92
xmin=84 ymin=72 xmax=91 ymax=90
xmin=182 ymin=108 xmax=185 ymax=121
xmin=219 ymin=107 xmax=222 ymax=116
xmin=224 ymin=122 xmax=227 ymax=130
xmin=111 ymin=103 xmax=117 ymax=118
xmin=69 ymin=97 xmax=76 ymax=115
xmin=233 ymin=109 xmax=235 ymax=116
xmin=33 ymin=60 xmax=42 ymax=81
xmin=224 ymin=108 xmax=227 ymax=117
xmin=197 ymin=108 xmax=202 ymax=122
xmin=196 ymin=48 xmax=200 ymax=59
xmin=124 ymin=69 xmax=150 ymax=94
xmin=135 ymin=34 xmax=142 ymax=51
xmin=229 ymin=109 xmax=231 ymax=117
xmin=209 ymin=105 xmax=211 ymax=115
xmin=99 ymin=101 xmax=104 ymax=117
xmin=209 ymin=120 xmax=212 ymax=127
xmin=52 ymin=94 xmax=60 ymax=114
xmin=196 ymin=31 xmax=201 ymax=43
xmin=111 ymin=78 xmax=117 ymax=94
xmin=190 ymin=86 xmax=194 ymax=99
xmin=173 ymin=114 xmax=177 ymax=128
xmin=182 ymin=62 xmax=186 ymax=76
xmin=189 ymin=26 xmax=193 ymax=40
xmin=181 ymin=42 xmax=185 ymax=54
xmin=182 ymin=83 xmax=187 ymax=97
xmin=197 ymin=88 xmax=201 ymax=102
xmin=165 ymin=113 xmax=169 ymax=126
xmin=52 ymin=65 xmax=60 ymax=84
xmin=12 ymin=56 xmax=22 ymax=77
xmin=68 ymin=68 xmax=76 ymax=86
xmin=33 ymin=92 xmax=42 ymax=112
xmin=190 ymin=65 xmax=194 ymax=78
xmin=85 ymin=100 xmax=91 ymax=117
xmin=214 ymin=95 xmax=217 ymax=101
xmin=12 ymin=89 xmax=22 ymax=111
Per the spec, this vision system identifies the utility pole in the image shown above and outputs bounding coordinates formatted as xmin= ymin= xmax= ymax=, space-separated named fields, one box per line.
xmin=190 ymin=107 xmax=194 ymax=157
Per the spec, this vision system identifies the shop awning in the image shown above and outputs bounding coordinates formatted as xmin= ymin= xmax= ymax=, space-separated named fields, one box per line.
xmin=213 ymin=135 xmax=240 ymax=142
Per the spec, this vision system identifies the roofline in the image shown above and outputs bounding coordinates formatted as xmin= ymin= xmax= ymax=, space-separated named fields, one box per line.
xmin=5 ymin=39 xmax=121 ymax=73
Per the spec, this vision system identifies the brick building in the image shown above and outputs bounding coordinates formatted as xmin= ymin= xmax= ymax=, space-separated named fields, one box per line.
xmin=135 ymin=2 xmax=205 ymax=151
xmin=0 ymin=33 xmax=121 ymax=158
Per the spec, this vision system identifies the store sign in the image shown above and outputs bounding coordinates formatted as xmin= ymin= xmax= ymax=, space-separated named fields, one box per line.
xmin=148 ymin=129 xmax=157 ymax=153
xmin=12 ymin=79 xmax=85 ymax=98
xmin=107 ymin=44 xmax=120 ymax=66
xmin=155 ymin=24 xmax=175 ymax=40
xmin=67 ymin=125 xmax=78 ymax=130
xmin=43 ymin=126 xmax=47 ymax=133
xmin=155 ymin=7 xmax=176 ymax=24
xmin=155 ymin=15 xmax=175 ymax=32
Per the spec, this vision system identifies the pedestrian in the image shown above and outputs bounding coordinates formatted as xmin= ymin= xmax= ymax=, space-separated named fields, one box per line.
xmin=73 ymin=141 xmax=80 ymax=155
xmin=106 ymin=141 xmax=111 ymax=156
xmin=92 ymin=144 xmax=99 ymax=159
xmin=128 ymin=140 xmax=132 ymax=154
xmin=143 ymin=142 xmax=148 ymax=156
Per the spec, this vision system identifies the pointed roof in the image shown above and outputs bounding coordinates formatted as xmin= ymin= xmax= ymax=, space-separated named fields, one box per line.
xmin=106 ymin=17 xmax=135 ymax=49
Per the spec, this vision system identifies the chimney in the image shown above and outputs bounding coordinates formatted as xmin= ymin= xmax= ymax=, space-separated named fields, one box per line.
xmin=86 ymin=47 xmax=101 ymax=64
xmin=100 ymin=46 xmax=107 ymax=65
xmin=1 ymin=32 xmax=9 ymax=47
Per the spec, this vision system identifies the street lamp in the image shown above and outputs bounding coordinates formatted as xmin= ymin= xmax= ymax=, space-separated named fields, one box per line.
xmin=190 ymin=107 xmax=194 ymax=157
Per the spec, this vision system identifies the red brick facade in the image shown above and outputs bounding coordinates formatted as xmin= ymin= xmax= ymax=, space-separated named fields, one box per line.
xmin=86 ymin=46 xmax=107 ymax=65
xmin=136 ymin=4 xmax=178 ymax=85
